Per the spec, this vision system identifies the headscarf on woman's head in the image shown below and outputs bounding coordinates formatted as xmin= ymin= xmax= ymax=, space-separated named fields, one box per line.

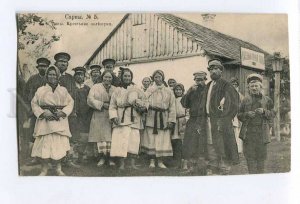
xmin=142 ymin=76 xmax=151 ymax=83
xmin=45 ymin=66 xmax=60 ymax=82
xmin=119 ymin=67 xmax=134 ymax=89
xmin=142 ymin=76 xmax=151 ymax=91
xmin=45 ymin=66 xmax=60 ymax=91
xmin=152 ymin=69 xmax=168 ymax=86
xmin=152 ymin=69 xmax=165 ymax=81
xmin=173 ymin=83 xmax=185 ymax=97
xmin=100 ymin=70 xmax=113 ymax=82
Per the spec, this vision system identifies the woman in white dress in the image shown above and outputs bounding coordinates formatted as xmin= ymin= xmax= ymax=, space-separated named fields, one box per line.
xmin=31 ymin=66 xmax=74 ymax=176
xmin=141 ymin=70 xmax=176 ymax=169
xmin=109 ymin=68 xmax=147 ymax=170
xmin=87 ymin=70 xmax=116 ymax=167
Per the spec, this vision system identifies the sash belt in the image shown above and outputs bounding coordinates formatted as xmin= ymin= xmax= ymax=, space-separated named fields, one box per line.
xmin=121 ymin=105 xmax=134 ymax=123
xmin=150 ymin=107 xmax=166 ymax=135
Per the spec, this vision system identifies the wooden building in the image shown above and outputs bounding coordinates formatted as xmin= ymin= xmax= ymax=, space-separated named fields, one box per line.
xmin=85 ymin=13 xmax=271 ymax=95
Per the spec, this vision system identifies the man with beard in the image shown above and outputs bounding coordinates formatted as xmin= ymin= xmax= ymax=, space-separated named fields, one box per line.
xmin=24 ymin=57 xmax=50 ymax=165
xmin=205 ymin=59 xmax=239 ymax=175
xmin=85 ymin=64 xmax=102 ymax=88
xmin=102 ymin=58 xmax=121 ymax=87
xmin=180 ymin=71 xmax=208 ymax=174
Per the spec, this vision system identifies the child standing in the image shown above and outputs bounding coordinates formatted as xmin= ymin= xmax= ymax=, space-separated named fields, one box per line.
xmin=171 ymin=83 xmax=186 ymax=168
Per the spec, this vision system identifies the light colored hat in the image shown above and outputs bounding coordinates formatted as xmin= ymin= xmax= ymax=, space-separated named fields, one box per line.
xmin=246 ymin=73 xmax=263 ymax=84
xmin=193 ymin=71 xmax=207 ymax=77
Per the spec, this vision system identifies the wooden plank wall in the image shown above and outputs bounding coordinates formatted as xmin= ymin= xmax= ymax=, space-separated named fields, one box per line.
xmin=90 ymin=13 xmax=201 ymax=65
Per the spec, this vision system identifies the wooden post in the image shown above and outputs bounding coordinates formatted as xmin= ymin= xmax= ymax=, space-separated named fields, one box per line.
xmin=274 ymin=71 xmax=281 ymax=141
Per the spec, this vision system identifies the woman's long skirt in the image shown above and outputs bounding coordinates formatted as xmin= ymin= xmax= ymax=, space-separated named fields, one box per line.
xmin=31 ymin=133 xmax=70 ymax=160
xmin=110 ymin=126 xmax=140 ymax=158
xmin=141 ymin=127 xmax=173 ymax=157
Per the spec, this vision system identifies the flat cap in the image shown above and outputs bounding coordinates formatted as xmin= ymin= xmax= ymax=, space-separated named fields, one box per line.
xmin=89 ymin=64 xmax=102 ymax=71
xmin=72 ymin=66 xmax=86 ymax=73
xmin=36 ymin=57 xmax=51 ymax=66
xmin=246 ymin=73 xmax=263 ymax=84
xmin=193 ymin=71 xmax=207 ymax=77
xmin=208 ymin=59 xmax=224 ymax=70
xmin=54 ymin=52 xmax=71 ymax=61
xmin=102 ymin=58 xmax=116 ymax=66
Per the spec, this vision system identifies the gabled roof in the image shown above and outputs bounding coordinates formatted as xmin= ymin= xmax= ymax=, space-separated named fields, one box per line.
xmin=157 ymin=13 xmax=270 ymax=61
xmin=85 ymin=13 xmax=271 ymax=66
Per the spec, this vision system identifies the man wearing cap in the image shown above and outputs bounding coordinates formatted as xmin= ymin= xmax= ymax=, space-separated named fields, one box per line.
xmin=70 ymin=67 xmax=92 ymax=164
xmin=24 ymin=57 xmax=50 ymax=165
xmin=102 ymin=58 xmax=121 ymax=87
xmin=85 ymin=64 xmax=102 ymax=88
xmin=205 ymin=59 xmax=239 ymax=174
xmin=238 ymin=74 xmax=275 ymax=174
xmin=54 ymin=52 xmax=76 ymax=97
xmin=24 ymin=57 xmax=50 ymax=110
xmin=54 ymin=52 xmax=79 ymax=168
xmin=180 ymin=71 xmax=208 ymax=173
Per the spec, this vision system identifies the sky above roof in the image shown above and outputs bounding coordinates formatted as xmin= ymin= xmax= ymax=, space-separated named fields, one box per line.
xmin=19 ymin=13 xmax=288 ymax=72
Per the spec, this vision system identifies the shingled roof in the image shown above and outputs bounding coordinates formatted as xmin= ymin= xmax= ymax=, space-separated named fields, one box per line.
xmin=157 ymin=13 xmax=271 ymax=63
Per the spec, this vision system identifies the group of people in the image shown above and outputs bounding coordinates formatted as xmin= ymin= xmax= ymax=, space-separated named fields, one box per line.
xmin=21 ymin=52 xmax=276 ymax=176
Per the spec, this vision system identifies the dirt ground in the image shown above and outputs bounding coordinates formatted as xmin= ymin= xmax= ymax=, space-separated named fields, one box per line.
xmin=19 ymin=137 xmax=290 ymax=177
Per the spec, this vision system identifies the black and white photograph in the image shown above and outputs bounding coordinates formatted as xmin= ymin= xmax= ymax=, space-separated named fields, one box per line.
xmin=16 ymin=12 xmax=291 ymax=177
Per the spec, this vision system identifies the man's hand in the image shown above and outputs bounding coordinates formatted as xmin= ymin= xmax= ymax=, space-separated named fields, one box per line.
xmin=247 ymin=111 xmax=256 ymax=118
xmin=102 ymin=102 xmax=110 ymax=110
xmin=255 ymin=108 xmax=264 ymax=115
xmin=23 ymin=118 xmax=31 ymax=128
xmin=191 ymin=85 xmax=198 ymax=91
xmin=167 ymin=122 xmax=175 ymax=130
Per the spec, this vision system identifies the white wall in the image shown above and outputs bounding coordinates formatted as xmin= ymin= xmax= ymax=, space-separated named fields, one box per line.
xmin=117 ymin=55 xmax=210 ymax=90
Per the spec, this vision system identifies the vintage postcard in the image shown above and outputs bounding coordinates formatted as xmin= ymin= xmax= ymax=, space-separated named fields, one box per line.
xmin=16 ymin=13 xmax=290 ymax=177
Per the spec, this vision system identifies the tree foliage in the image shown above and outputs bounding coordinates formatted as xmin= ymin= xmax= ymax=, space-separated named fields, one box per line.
xmin=17 ymin=13 xmax=61 ymax=79
xmin=17 ymin=13 xmax=60 ymax=51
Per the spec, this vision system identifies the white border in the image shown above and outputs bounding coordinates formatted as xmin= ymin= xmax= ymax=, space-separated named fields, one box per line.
xmin=0 ymin=0 xmax=299 ymax=203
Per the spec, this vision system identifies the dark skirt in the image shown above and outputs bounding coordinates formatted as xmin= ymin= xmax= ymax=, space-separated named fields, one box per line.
xmin=182 ymin=117 xmax=207 ymax=159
